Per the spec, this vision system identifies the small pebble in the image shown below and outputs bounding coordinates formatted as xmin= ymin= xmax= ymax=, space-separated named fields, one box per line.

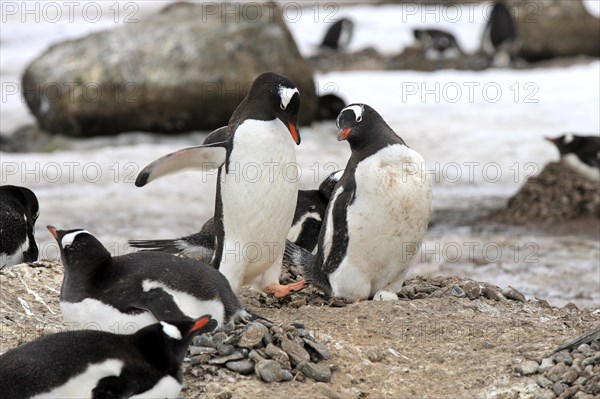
xmin=553 ymin=382 xmax=566 ymax=396
xmin=547 ymin=363 xmax=570 ymax=383
xmin=539 ymin=357 xmax=555 ymax=373
xmin=189 ymin=346 xmax=217 ymax=356
xmin=265 ymin=343 xmax=291 ymax=370
xmin=553 ymin=351 xmax=573 ymax=366
xmin=217 ymin=344 xmax=236 ymax=356
xmin=373 ymin=290 xmax=399 ymax=301
xmin=502 ymin=286 xmax=526 ymax=302
xmin=366 ymin=347 xmax=383 ymax=363
xmin=298 ymin=361 xmax=332 ymax=382
xmin=225 ymin=359 xmax=255 ymax=375
xmin=450 ymin=285 xmax=465 ymax=298
xmin=281 ymin=338 xmax=310 ymax=366
xmin=462 ymin=281 xmax=481 ymax=300
xmin=207 ymin=351 xmax=245 ymax=365
xmin=516 ymin=360 xmax=539 ymax=376
xmin=303 ymin=338 xmax=331 ymax=360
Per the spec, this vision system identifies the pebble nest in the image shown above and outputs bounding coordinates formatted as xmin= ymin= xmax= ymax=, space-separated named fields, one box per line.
xmin=185 ymin=318 xmax=334 ymax=384
xmin=492 ymin=161 xmax=600 ymax=225
xmin=514 ymin=340 xmax=600 ymax=399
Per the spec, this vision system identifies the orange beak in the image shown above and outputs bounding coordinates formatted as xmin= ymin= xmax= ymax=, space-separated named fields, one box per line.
xmin=189 ymin=315 xmax=212 ymax=333
xmin=288 ymin=121 xmax=301 ymax=145
xmin=47 ymin=225 xmax=58 ymax=239
xmin=337 ymin=128 xmax=351 ymax=141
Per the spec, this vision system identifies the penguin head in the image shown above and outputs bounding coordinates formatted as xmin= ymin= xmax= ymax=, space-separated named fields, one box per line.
xmin=249 ymin=72 xmax=301 ymax=145
xmin=336 ymin=103 xmax=384 ymax=147
xmin=47 ymin=226 xmax=111 ymax=268
xmin=545 ymin=133 xmax=578 ymax=155
xmin=136 ymin=316 xmax=218 ymax=363
xmin=1 ymin=185 xmax=39 ymax=221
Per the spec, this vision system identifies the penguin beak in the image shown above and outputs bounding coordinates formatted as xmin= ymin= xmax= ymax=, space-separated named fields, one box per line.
xmin=337 ymin=128 xmax=352 ymax=141
xmin=189 ymin=315 xmax=212 ymax=333
xmin=545 ymin=137 xmax=557 ymax=143
xmin=47 ymin=225 xmax=58 ymax=239
xmin=288 ymin=121 xmax=301 ymax=145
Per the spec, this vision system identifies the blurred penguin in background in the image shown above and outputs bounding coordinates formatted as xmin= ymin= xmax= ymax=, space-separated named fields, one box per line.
xmin=413 ymin=28 xmax=463 ymax=60
xmin=320 ymin=18 xmax=354 ymax=52
xmin=0 ymin=185 xmax=39 ymax=269
xmin=481 ymin=1 xmax=519 ymax=66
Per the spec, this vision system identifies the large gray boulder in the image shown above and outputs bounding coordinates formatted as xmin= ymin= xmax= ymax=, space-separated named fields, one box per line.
xmin=22 ymin=2 xmax=315 ymax=136
xmin=508 ymin=0 xmax=599 ymax=60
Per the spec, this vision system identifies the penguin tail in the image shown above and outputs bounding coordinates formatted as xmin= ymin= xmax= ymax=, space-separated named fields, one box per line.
xmin=553 ymin=323 xmax=600 ymax=353
xmin=128 ymin=238 xmax=183 ymax=254
xmin=284 ymin=240 xmax=331 ymax=295
xmin=128 ymin=236 xmax=215 ymax=263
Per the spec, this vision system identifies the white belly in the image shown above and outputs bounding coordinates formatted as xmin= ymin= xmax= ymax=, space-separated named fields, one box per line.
xmin=33 ymin=359 xmax=124 ymax=399
xmin=329 ymin=145 xmax=432 ymax=300
xmin=563 ymin=154 xmax=600 ymax=182
xmin=130 ymin=376 xmax=182 ymax=398
xmin=219 ymin=119 xmax=298 ymax=291
xmin=61 ymin=299 xmax=158 ymax=334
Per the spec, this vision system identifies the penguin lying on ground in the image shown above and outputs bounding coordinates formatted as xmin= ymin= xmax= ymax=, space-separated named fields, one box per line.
xmin=0 ymin=315 xmax=216 ymax=399
xmin=546 ymin=133 xmax=600 ymax=182
xmin=48 ymin=226 xmax=247 ymax=333
xmin=413 ymin=28 xmax=463 ymax=60
xmin=135 ymin=73 xmax=305 ymax=298
xmin=0 ymin=185 xmax=39 ymax=269
xmin=320 ymin=18 xmax=354 ymax=52
xmin=481 ymin=1 xmax=518 ymax=66
xmin=129 ymin=169 xmax=343 ymax=260
xmin=285 ymin=104 xmax=432 ymax=301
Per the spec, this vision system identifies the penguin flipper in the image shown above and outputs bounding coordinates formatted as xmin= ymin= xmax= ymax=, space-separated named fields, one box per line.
xmin=92 ymin=376 xmax=134 ymax=399
xmin=284 ymin=240 xmax=331 ymax=295
xmin=134 ymin=290 xmax=190 ymax=322
xmin=135 ymin=144 xmax=227 ymax=187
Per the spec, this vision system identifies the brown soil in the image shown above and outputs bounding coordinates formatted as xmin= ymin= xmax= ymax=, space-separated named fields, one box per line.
xmin=1 ymin=262 xmax=598 ymax=398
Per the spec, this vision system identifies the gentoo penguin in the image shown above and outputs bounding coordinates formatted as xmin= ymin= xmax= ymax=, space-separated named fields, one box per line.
xmin=320 ymin=18 xmax=354 ymax=51
xmin=546 ymin=133 xmax=600 ymax=181
xmin=48 ymin=225 xmax=246 ymax=332
xmin=285 ymin=104 xmax=432 ymax=301
xmin=481 ymin=1 xmax=518 ymax=66
xmin=0 ymin=315 xmax=217 ymax=399
xmin=315 ymin=94 xmax=347 ymax=122
xmin=135 ymin=72 xmax=305 ymax=298
xmin=0 ymin=185 xmax=39 ymax=269
xmin=129 ymin=169 xmax=344 ymax=258
xmin=413 ymin=28 xmax=463 ymax=60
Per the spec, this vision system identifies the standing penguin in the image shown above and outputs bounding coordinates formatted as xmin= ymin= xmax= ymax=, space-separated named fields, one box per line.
xmin=481 ymin=1 xmax=518 ymax=66
xmin=129 ymin=169 xmax=343 ymax=258
xmin=135 ymin=73 xmax=305 ymax=298
xmin=0 ymin=315 xmax=216 ymax=399
xmin=48 ymin=226 xmax=247 ymax=333
xmin=285 ymin=104 xmax=432 ymax=301
xmin=320 ymin=18 xmax=354 ymax=51
xmin=0 ymin=185 xmax=39 ymax=269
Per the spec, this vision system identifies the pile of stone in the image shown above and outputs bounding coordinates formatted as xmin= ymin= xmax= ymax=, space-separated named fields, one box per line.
xmin=515 ymin=341 xmax=600 ymax=398
xmin=492 ymin=161 xmax=600 ymax=225
xmin=186 ymin=319 xmax=335 ymax=384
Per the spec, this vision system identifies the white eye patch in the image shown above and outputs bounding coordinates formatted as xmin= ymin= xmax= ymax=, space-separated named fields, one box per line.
xmin=278 ymin=86 xmax=299 ymax=110
xmin=342 ymin=104 xmax=364 ymax=122
xmin=61 ymin=230 xmax=89 ymax=248
xmin=160 ymin=322 xmax=182 ymax=340
xmin=563 ymin=133 xmax=574 ymax=144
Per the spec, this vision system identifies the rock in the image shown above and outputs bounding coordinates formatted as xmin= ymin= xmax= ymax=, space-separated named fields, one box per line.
xmin=298 ymin=361 xmax=332 ymax=382
xmin=225 ymin=359 xmax=255 ymax=375
xmin=537 ymin=376 xmax=554 ymax=389
xmin=373 ymin=290 xmax=399 ymax=301
xmin=212 ymin=332 xmax=228 ymax=348
xmin=554 ymin=382 xmax=567 ymax=396
xmin=563 ymin=370 xmax=579 ymax=384
xmin=217 ymin=344 xmax=236 ymax=356
xmin=547 ymin=363 xmax=571 ymax=383
xmin=450 ymin=285 xmax=466 ymax=298
xmin=482 ymin=285 xmax=505 ymax=301
xmin=265 ymin=343 xmax=291 ymax=370
xmin=23 ymin=3 xmax=316 ymax=137
xmin=366 ymin=347 xmax=383 ymax=363
xmin=189 ymin=346 xmax=217 ymax=356
xmin=303 ymin=338 xmax=330 ymax=361
xmin=503 ymin=286 xmax=526 ymax=302
xmin=281 ymin=338 xmax=310 ymax=366
xmin=553 ymin=352 xmax=574 ymax=366
xmin=238 ymin=322 xmax=269 ymax=349
xmin=462 ymin=281 xmax=482 ymax=300
xmin=207 ymin=351 xmax=245 ymax=365
xmin=577 ymin=344 xmax=592 ymax=356
xmin=255 ymin=359 xmax=293 ymax=383
xmin=507 ymin=0 xmax=600 ymax=61
xmin=558 ymin=386 xmax=579 ymax=399
xmin=190 ymin=354 xmax=211 ymax=365
xmin=194 ymin=333 xmax=215 ymax=348
xmin=516 ymin=360 xmax=540 ymax=376
xmin=539 ymin=357 xmax=556 ymax=373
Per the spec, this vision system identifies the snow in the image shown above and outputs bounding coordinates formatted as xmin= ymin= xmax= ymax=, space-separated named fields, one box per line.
xmin=1 ymin=1 xmax=599 ymax=308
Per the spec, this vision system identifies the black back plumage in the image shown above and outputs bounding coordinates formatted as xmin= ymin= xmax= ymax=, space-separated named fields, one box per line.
xmin=487 ymin=1 xmax=517 ymax=49
xmin=51 ymin=227 xmax=243 ymax=323
xmin=0 ymin=317 xmax=216 ymax=399
xmin=413 ymin=28 xmax=462 ymax=53
xmin=0 ymin=185 xmax=39 ymax=267
xmin=315 ymin=94 xmax=347 ymax=122
xmin=547 ymin=134 xmax=600 ymax=168
xmin=320 ymin=18 xmax=354 ymax=51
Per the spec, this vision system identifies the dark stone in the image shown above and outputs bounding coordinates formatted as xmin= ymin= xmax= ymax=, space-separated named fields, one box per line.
xmin=303 ymin=338 xmax=331 ymax=361
xmin=225 ymin=359 xmax=255 ymax=375
xmin=281 ymin=338 xmax=310 ymax=366
xmin=298 ymin=361 xmax=332 ymax=382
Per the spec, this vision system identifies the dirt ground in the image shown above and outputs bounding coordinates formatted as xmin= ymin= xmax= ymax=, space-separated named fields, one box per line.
xmin=1 ymin=261 xmax=598 ymax=399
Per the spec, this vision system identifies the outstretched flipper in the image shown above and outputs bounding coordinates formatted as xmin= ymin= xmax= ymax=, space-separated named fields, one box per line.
xmin=135 ymin=143 xmax=226 ymax=187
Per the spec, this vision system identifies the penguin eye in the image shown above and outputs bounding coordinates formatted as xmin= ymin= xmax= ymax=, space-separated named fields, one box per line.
xmin=356 ymin=115 xmax=362 ymax=122
xmin=280 ymin=103 xmax=286 ymax=110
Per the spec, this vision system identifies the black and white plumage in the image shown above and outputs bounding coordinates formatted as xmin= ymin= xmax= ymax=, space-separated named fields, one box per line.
xmin=413 ymin=28 xmax=463 ymax=60
xmin=320 ymin=18 xmax=354 ymax=51
xmin=0 ymin=315 xmax=216 ymax=399
xmin=315 ymin=94 xmax=347 ymax=122
xmin=546 ymin=133 xmax=600 ymax=181
xmin=481 ymin=1 xmax=518 ymax=66
xmin=285 ymin=104 xmax=432 ymax=301
xmin=135 ymin=72 xmax=304 ymax=298
xmin=48 ymin=226 xmax=246 ymax=333
xmin=0 ymin=185 xmax=39 ymax=269
xmin=129 ymin=169 xmax=343 ymax=260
